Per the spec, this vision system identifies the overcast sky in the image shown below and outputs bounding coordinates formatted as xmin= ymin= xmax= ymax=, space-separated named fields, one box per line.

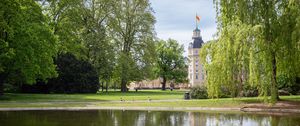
xmin=149 ymin=0 xmax=218 ymax=56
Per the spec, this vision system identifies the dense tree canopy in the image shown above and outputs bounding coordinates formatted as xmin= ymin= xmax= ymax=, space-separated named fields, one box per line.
xmin=200 ymin=0 xmax=300 ymax=102
xmin=0 ymin=0 xmax=58 ymax=95
xmin=0 ymin=0 xmax=195 ymax=95
xmin=41 ymin=0 xmax=118 ymax=89
xmin=156 ymin=39 xmax=188 ymax=90
xmin=48 ymin=53 xmax=99 ymax=93
xmin=0 ymin=0 xmax=158 ymax=94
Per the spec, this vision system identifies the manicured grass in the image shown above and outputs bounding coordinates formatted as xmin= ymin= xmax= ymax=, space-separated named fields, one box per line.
xmin=93 ymin=97 xmax=280 ymax=108
xmin=0 ymin=90 xmax=299 ymax=108
xmin=0 ymin=90 xmax=187 ymax=102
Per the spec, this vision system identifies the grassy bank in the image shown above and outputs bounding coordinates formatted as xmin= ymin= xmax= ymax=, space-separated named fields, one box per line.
xmin=0 ymin=90 xmax=300 ymax=108
xmin=94 ymin=95 xmax=300 ymax=108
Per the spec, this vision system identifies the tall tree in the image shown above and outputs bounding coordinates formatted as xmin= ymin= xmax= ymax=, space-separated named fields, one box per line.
xmin=0 ymin=0 xmax=58 ymax=95
xmin=202 ymin=0 xmax=300 ymax=102
xmin=42 ymin=0 xmax=116 ymax=88
xmin=78 ymin=0 xmax=116 ymax=89
xmin=156 ymin=39 xmax=188 ymax=90
xmin=200 ymin=22 xmax=253 ymax=98
xmin=108 ymin=0 xmax=156 ymax=92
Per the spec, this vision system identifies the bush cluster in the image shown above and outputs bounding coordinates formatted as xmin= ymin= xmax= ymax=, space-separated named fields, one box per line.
xmin=190 ymin=86 xmax=208 ymax=99
xmin=277 ymin=75 xmax=300 ymax=95
xmin=21 ymin=53 xmax=100 ymax=93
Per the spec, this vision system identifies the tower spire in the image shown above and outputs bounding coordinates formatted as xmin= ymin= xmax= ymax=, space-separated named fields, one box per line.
xmin=193 ymin=14 xmax=201 ymax=38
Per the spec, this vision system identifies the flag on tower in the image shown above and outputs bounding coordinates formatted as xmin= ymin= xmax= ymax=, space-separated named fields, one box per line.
xmin=196 ymin=15 xmax=201 ymax=22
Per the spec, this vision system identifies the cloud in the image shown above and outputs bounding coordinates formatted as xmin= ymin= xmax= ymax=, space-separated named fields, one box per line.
xmin=156 ymin=26 xmax=217 ymax=56
xmin=150 ymin=0 xmax=218 ymax=56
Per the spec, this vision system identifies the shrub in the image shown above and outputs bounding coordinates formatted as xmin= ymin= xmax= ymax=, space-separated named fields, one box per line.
xmin=241 ymin=85 xmax=259 ymax=97
xmin=190 ymin=86 xmax=208 ymax=99
xmin=21 ymin=81 xmax=50 ymax=93
xmin=277 ymin=75 xmax=300 ymax=95
xmin=48 ymin=53 xmax=100 ymax=93
xmin=21 ymin=53 xmax=100 ymax=94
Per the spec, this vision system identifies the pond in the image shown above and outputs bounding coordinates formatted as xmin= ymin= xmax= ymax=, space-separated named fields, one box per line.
xmin=0 ymin=110 xmax=299 ymax=126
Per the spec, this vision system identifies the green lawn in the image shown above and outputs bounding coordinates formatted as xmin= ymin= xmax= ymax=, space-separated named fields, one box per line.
xmin=0 ymin=90 xmax=299 ymax=108
xmin=0 ymin=90 xmax=186 ymax=102
xmin=94 ymin=95 xmax=300 ymax=108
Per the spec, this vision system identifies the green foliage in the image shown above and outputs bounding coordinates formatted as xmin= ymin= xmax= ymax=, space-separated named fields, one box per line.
xmin=108 ymin=0 xmax=156 ymax=91
xmin=41 ymin=0 xmax=86 ymax=57
xmin=200 ymin=20 xmax=254 ymax=98
xmin=32 ymin=0 xmax=158 ymax=93
xmin=0 ymin=0 xmax=58 ymax=94
xmin=155 ymin=39 xmax=188 ymax=90
xmin=205 ymin=0 xmax=300 ymax=103
xmin=190 ymin=86 xmax=208 ymax=99
xmin=47 ymin=53 xmax=99 ymax=93
xmin=41 ymin=0 xmax=118 ymax=88
xmin=277 ymin=75 xmax=300 ymax=95
xmin=241 ymin=85 xmax=259 ymax=97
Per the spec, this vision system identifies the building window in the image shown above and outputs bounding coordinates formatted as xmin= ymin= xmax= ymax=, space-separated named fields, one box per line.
xmin=196 ymin=75 xmax=198 ymax=80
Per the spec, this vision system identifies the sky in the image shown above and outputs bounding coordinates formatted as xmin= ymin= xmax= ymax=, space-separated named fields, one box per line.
xmin=149 ymin=0 xmax=218 ymax=56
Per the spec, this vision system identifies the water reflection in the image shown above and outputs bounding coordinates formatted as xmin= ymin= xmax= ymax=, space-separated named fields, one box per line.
xmin=0 ymin=110 xmax=299 ymax=126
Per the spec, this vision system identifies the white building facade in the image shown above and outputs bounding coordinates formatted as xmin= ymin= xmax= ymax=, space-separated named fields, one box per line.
xmin=188 ymin=27 xmax=205 ymax=87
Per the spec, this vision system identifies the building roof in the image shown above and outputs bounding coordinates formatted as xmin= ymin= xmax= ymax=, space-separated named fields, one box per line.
xmin=189 ymin=37 xmax=204 ymax=49
xmin=192 ymin=37 xmax=203 ymax=48
xmin=189 ymin=27 xmax=204 ymax=49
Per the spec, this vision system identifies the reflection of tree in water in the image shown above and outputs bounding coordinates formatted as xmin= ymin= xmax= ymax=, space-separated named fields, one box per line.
xmin=0 ymin=110 xmax=116 ymax=126
xmin=203 ymin=113 xmax=271 ymax=126
xmin=143 ymin=111 xmax=189 ymax=126
xmin=102 ymin=110 xmax=188 ymax=126
xmin=191 ymin=112 xmax=300 ymax=126
xmin=0 ymin=110 xmax=300 ymax=126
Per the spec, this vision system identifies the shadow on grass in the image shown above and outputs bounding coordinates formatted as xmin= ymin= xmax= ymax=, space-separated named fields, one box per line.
xmin=0 ymin=93 xmax=110 ymax=102
xmin=0 ymin=95 xmax=10 ymax=101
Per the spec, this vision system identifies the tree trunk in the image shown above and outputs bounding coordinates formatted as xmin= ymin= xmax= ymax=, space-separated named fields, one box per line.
xmin=114 ymin=82 xmax=116 ymax=91
xmin=101 ymin=81 xmax=104 ymax=92
xmin=161 ymin=77 xmax=166 ymax=91
xmin=271 ymin=54 xmax=279 ymax=101
xmin=105 ymin=81 xmax=108 ymax=92
xmin=121 ymin=78 xmax=127 ymax=92
xmin=0 ymin=81 xmax=3 ymax=96
xmin=0 ymin=74 xmax=5 ymax=96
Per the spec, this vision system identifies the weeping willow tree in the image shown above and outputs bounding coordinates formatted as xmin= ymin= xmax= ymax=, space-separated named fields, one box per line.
xmin=200 ymin=0 xmax=300 ymax=103
xmin=200 ymin=20 xmax=254 ymax=98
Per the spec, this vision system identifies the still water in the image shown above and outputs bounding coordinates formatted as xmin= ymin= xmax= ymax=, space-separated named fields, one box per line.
xmin=0 ymin=110 xmax=299 ymax=126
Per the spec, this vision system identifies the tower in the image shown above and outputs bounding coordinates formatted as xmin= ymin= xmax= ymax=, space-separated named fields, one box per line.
xmin=188 ymin=16 xmax=205 ymax=87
